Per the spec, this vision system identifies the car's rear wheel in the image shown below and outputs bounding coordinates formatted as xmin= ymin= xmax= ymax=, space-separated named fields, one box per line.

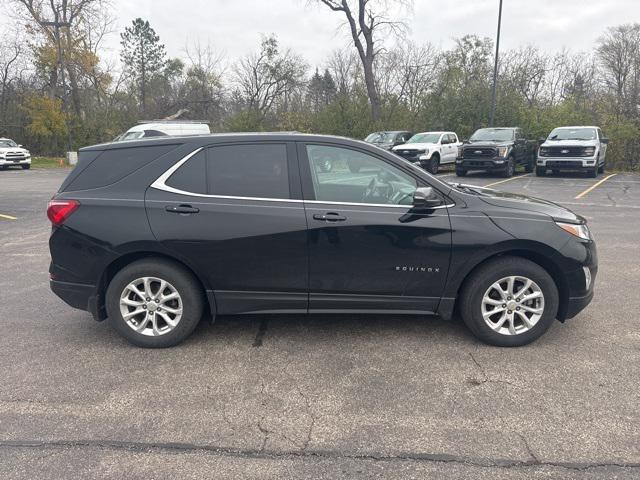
xmin=459 ymin=256 xmax=559 ymax=347
xmin=455 ymin=167 xmax=467 ymax=177
xmin=428 ymin=155 xmax=440 ymax=174
xmin=106 ymin=258 xmax=204 ymax=348
xmin=524 ymin=154 xmax=534 ymax=173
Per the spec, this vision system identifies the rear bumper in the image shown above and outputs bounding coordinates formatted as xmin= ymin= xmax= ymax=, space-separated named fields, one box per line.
xmin=50 ymin=279 xmax=104 ymax=321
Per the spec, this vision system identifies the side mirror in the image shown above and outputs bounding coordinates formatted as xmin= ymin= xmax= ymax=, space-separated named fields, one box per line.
xmin=18 ymin=144 xmax=23 ymax=148
xmin=413 ymin=187 xmax=442 ymax=209
xmin=602 ymin=137 xmax=609 ymax=144
xmin=462 ymin=139 xmax=469 ymax=144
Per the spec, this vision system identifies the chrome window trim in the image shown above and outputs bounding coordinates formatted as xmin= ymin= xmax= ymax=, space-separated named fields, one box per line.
xmin=150 ymin=147 xmax=454 ymax=210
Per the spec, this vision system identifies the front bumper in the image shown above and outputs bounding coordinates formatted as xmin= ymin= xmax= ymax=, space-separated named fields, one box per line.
xmin=537 ymin=157 xmax=597 ymax=170
xmin=565 ymin=289 xmax=595 ymax=320
xmin=456 ymin=157 xmax=508 ymax=170
xmin=0 ymin=157 xmax=31 ymax=166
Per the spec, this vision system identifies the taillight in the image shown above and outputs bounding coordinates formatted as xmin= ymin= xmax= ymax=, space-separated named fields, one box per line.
xmin=47 ymin=199 xmax=80 ymax=225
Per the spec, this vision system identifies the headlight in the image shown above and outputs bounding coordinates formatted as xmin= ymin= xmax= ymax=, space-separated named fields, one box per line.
xmin=539 ymin=147 xmax=549 ymax=157
xmin=556 ymin=221 xmax=591 ymax=240
xmin=457 ymin=147 xmax=464 ymax=157
xmin=497 ymin=146 xmax=508 ymax=157
xmin=582 ymin=147 xmax=596 ymax=156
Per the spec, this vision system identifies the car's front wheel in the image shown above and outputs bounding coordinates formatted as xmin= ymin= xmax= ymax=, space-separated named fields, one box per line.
xmin=427 ymin=155 xmax=440 ymax=174
xmin=106 ymin=258 xmax=204 ymax=348
xmin=459 ymin=256 xmax=559 ymax=347
xmin=455 ymin=167 xmax=467 ymax=177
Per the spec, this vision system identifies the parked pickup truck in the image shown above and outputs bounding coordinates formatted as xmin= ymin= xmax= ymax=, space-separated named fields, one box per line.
xmin=537 ymin=126 xmax=608 ymax=178
xmin=456 ymin=127 xmax=536 ymax=177
xmin=392 ymin=131 xmax=461 ymax=174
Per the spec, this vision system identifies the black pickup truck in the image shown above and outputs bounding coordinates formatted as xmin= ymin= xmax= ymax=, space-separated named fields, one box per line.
xmin=456 ymin=127 xmax=536 ymax=177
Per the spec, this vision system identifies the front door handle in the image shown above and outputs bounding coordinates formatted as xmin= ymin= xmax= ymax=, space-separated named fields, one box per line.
xmin=313 ymin=212 xmax=346 ymax=222
xmin=165 ymin=204 xmax=200 ymax=214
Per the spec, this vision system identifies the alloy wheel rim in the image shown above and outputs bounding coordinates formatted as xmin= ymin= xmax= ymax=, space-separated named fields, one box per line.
xmin=119 ymin=276 xmax=183 ymax=336
xmin=481 ymin=276 xmax=544 ymax=335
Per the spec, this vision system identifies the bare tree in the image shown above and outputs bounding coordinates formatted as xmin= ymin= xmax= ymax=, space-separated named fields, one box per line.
xmin=233 ymin=35 xmax=306 ymax=122
xmin=597 ymin=24 xmax=640 ymax=117
xmin=11 ymin=0 xmax=108 ymax=116
xmin=314 ymin=0 xmax=410 ymax=122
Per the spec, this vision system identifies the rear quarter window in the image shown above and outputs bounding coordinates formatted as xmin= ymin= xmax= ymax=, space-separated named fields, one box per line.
xmin=64 ymin=144 xmax=179 ymax=191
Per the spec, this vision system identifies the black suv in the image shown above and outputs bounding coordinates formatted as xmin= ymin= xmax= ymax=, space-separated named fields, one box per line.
xmin=456 ymin=127 xmax=536 ymax=177
xmin=48 ymin=133 xmax=597 ymax=348
xmin=364 ymin=131 xmax=413 ymax=151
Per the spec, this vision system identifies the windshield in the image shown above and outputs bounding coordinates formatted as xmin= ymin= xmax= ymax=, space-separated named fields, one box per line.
xmin=0 ymin=139 xmax=18 ymax=148
xmin=548 ymin=128 xmax=596 ymax=141
xmin=470 ymin=128 xmax=514 ymax=142
xmin=365 ymin=132 xmax=395 ymax=143
xmin=120 ymin=131 xmax=144 ymax=141
xmin=407 ymin=133 xmax=441 ymax=144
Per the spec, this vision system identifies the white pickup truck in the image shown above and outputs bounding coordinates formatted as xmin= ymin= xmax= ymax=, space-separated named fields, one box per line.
xmin=537 ymin=126 xmax=609 ymax=178
xmin=392 ymin=131 xmax=461 ymax=174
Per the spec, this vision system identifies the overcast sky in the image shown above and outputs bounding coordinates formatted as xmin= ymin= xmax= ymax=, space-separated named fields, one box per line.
xmin=5 ymin=0 xmax=640 ymax=67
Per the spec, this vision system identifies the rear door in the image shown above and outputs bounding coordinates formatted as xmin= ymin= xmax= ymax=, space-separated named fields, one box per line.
xmin=145 ymin=141 xmax=309 ymax=314
xmin=299 ymin=142 xmax=452 ymax=313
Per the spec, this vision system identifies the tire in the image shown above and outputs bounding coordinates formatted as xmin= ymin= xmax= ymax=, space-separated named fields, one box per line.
xmin=22 ymin=164 xmax=31 ymax=170
xmin=455 ymin=167 xmax=467 ymax=177
xmin=106 ymin=258 xmax=204 ymax=348
xmin=524 ymin=154 xmax=534 ymax=173
xmin=587 ymin=166 xmax=597 ymax=178
xmin=348 ymin=164 xmax=361 ymax=173
xmin=459 ymin=256 xmax=559 ymax=347
xmin=0 ymin=165 xmax=6 ymax=171
xmin=427 ymin=155 xmax=440 ymax=174
xmin=502 ymin=157 xmax=515 ymax=177
xmin=535 ymin=166 xmax=546 ymax=177
xmin=598 ymin=162 xmax=605 ymax=174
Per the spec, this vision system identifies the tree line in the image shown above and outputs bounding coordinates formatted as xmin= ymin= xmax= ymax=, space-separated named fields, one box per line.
xmin=0 ymin=0 xmax=638 ymax=170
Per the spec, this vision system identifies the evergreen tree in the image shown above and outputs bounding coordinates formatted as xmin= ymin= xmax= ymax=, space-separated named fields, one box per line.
xmin=120 ymin=18 xmax=167 ymax=115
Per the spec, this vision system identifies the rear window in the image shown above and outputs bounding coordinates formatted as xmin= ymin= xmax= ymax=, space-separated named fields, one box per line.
xmin=65 ymin=144 xmax=178 ymax=191
xmin=166 ymin=149 xmax=207 ymax=194
xmin=206 ymin=144 xmax=289 ymax=199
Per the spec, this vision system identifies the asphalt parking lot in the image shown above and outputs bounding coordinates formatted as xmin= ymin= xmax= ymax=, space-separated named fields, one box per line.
xmin=0 ymin=167 xmax=639 ymax=479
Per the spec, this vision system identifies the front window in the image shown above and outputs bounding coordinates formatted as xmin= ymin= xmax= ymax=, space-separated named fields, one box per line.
xmin=547 ymin=128 xmax=597 ymax=141
xmin=0 ymin=139 xmax=18 ymax=148
xmin=365 ymin=132 xmax=394 ymax=143
xmin=406 ymin=133 xmax=441 ymax=144
xmin=470 ymin=129 xmax=514 ymax=142
xmin=306 ymin=145 xmax=417 ymax=206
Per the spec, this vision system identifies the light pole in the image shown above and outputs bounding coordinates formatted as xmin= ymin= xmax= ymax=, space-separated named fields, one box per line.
xmin=41 ymin=15 xmax=73 ymax=154
xmin=489 ymin=0 xmax=503 ymax=127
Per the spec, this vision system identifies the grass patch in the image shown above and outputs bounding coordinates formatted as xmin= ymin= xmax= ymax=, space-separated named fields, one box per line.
xmin=31 ymin=156 xmax=69 ymax=169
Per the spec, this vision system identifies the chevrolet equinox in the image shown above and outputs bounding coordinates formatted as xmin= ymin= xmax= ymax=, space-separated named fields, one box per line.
xmin=48 ymin=133 xmax=597 ymax=348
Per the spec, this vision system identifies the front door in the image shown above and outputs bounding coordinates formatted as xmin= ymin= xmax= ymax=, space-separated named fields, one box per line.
xmin=299 ymin=143 xmax=452 ymax=313
xmin=145 ymin=142 xmax=308 ymax=314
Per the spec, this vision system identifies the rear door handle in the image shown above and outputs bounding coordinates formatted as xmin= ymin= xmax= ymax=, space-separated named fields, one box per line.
xmin=313 ymin=212 xmax=346 ymax=222
xmin=165 ymin=204 xmax=200 ymax=214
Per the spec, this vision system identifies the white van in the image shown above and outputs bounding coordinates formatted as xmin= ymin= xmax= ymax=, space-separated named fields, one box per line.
xmin=116 ymin=121 xmax=210 ymax=142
